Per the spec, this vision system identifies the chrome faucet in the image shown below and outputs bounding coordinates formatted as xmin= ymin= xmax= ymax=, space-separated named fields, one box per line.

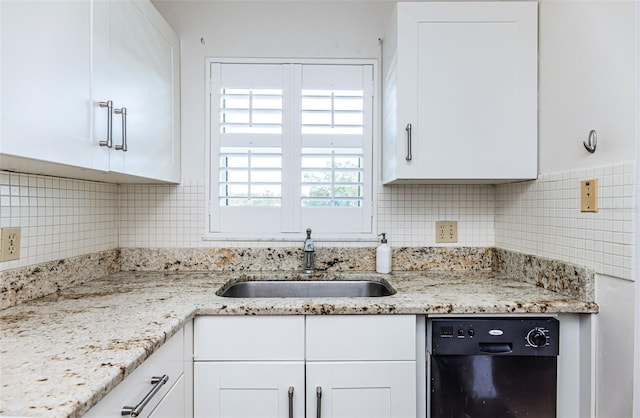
xmin=303 ymin=228 xmax=315 ymax=274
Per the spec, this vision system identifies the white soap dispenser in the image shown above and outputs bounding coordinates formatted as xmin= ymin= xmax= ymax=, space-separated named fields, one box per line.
xmin=376 ymin=233 xmax=392 ymax=274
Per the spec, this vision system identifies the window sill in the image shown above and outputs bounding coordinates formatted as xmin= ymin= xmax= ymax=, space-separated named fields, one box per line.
xmin=202 ymin=233 xmax=379 ymax=244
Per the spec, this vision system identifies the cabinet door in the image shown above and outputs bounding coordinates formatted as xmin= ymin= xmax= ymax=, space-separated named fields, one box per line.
xmin=306 ymin=362 xmax=416 ymax=418
xmin=390 ymin=2 xmax=537 ymax=182
xmin=100 ymin=0 xmax=180 ymax=183
xmin=194 ymin=362 xmax=305 ymax=418
xmin=0 ymin=0 xmax=99 ymax=169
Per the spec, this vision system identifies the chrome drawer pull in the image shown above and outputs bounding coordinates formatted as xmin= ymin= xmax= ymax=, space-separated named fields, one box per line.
xmin=405 ymin=123 xmax=412 ymax=161
xmin=121 ymin=374 xmax=169 ymax=417
xmin=98 ymin=101 xmax=113 ymax=148
xmin=114 ymin=107 xmax=128 ymax=152
xmin=316 ymin=386 xmax=322 ymax=418
xmin=288 ymin=386 xmax=294 ymax=418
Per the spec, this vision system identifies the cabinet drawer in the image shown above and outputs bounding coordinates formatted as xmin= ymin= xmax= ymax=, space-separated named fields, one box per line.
xmin=306 ymin=315 xmax=416 ymax=361
xmin=194 ymin=316 xmax=305 ymax=361
xmin=85 ymin=329 xmax=184 ymax=417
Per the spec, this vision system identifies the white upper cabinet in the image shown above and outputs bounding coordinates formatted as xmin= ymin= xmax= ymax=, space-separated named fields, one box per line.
xmin=0 ymin=1 xmax=98 ymax=170
xmin=382 ymin=2 xmax=538 ymax=184
xmin=95 ymin=0 xmax=181 ymax=183
xmin=1 ymin=0 xmax=180 ymax=184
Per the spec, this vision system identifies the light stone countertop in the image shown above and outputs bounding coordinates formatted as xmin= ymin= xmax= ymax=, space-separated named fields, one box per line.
xmin=0 ymin=270 xmax=598 ymax=418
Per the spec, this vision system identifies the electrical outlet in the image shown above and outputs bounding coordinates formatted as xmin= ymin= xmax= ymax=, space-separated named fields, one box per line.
xmin=436 ymin=221 xmax=458 ymax=243
xmin=0 ymin=227 xmax=21 ymax=262
xmin=581 ymin=178 xmax=598 ymax=212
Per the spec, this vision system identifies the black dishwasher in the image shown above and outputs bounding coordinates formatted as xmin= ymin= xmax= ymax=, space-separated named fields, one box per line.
xmin=428 ymin=317 xmax=559 ymax=418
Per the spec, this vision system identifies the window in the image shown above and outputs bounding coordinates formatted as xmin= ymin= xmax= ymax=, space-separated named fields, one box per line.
xmin=207 ymin=61 xmax=374 ymax=239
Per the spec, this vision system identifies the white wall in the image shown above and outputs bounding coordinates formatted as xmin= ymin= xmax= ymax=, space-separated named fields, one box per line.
xmin=537 ymin=3 xmax=638 ymax=415
xmin=538 ymin=0 xmax=637 ymax=173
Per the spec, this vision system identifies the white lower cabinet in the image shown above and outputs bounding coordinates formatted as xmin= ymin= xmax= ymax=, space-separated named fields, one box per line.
xmin=306 ymin=362 xmax=416 ymax=418
xmin=305 ymin=316 xmax=417 ymax=418
xmin=193 ymin=315 xmax=417 ymax=418
xmin=94 ymin=0 xmax=181 ymax=183
xmin=194 ymin=316 xmax=305 ymax=418
xmin=85 ymin=328 xmax=186 ymax=418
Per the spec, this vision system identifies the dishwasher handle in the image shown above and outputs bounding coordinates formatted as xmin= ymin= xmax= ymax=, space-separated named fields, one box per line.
xmin=479 ymin=343 xmax=512 ymax=354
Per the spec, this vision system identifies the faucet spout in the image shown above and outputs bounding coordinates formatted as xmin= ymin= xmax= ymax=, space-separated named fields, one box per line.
xmin=303 ymin=228 xmax=314 ymax=274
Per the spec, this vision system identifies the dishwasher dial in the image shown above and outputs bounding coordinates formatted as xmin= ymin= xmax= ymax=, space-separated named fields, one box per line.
xmin=526 ymin=328 xmax=549 ymax=347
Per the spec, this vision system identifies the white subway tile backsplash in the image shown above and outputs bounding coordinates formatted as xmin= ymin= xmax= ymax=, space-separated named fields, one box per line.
xmin=116 ymin=180 xmax=496 ymax=248
xmin=375 ymin=183 xmax=495 ymax=247
xmin=3 ymin=160 xmax=634 ymax=281
xmin=118 ymin=179 xmax=206 ymax=248
xmin=495 ymin=162 xmax=636 ymax=280
xmin=0 ymin=171 xmax=119 ymax=271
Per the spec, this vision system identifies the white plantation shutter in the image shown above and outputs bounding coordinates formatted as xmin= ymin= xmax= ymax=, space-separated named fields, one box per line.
xmin=208 ymin=61 xmax=373 ymax=237
xmin=300 ymin=65 xmax=372 ymax=233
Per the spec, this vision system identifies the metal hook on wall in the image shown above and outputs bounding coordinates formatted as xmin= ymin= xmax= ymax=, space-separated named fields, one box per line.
xmin=583 ymin=130 xmax=597 ymax=153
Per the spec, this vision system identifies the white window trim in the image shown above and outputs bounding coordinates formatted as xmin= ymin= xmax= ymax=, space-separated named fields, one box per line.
xmin=204 ymin=58 xmax=379 ymax=242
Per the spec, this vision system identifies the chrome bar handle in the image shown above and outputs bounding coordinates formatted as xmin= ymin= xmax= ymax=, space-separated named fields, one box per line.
xmin=114 ymin=107 xmax=127 ymax=152
xmin=405 ymin=123 xmax=412 ymax=161
xmin=98 ymin=101 xmax=113 ymax=148
xmin=288 ymin=386 xmax=294 ymax=418
xmin=121 ymin=374 xmax=168 ymax=417
xmin=316 ymin=386 xmax=322 ymax=418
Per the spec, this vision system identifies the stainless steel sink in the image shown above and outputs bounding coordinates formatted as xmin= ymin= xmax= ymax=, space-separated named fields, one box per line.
xmin=216 ymin=278 xmax=396 ymax=298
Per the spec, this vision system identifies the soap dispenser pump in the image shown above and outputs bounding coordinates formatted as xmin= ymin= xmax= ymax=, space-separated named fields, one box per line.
xmin=376 ymin=233 xmax=391 ymax=274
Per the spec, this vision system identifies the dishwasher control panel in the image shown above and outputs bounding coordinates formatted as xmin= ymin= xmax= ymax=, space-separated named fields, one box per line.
xmin=428 ymin=317 xmax=559 ymax=356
